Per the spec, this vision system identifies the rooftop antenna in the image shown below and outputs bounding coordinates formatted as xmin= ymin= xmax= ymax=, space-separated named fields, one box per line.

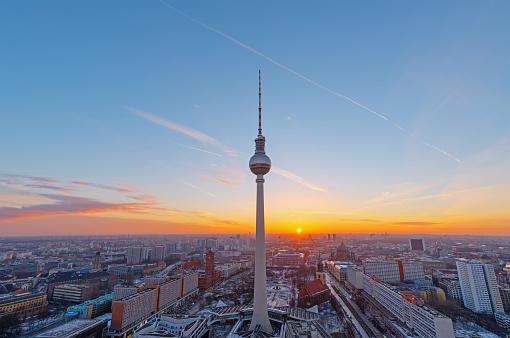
xmin=258 ymin=70 xmax=262 ymax=135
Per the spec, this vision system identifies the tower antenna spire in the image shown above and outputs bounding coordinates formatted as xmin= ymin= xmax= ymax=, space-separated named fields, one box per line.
xmin=258 ymin=70 xmax=262 ymax=135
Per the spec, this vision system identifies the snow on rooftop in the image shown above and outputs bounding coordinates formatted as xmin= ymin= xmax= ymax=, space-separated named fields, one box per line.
xmin=36 ymin=319 xmax=103 ymax=337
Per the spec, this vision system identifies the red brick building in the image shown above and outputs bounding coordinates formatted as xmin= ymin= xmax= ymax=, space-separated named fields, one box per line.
xmin=297 ymin=279 xmax=331 ymax=308
xmin=198 ymin=251 xmax=221 ymax=290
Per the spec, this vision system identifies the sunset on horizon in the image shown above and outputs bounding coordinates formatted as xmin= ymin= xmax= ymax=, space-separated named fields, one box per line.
xmin=1 ymin=1 xmax=509 ymax=237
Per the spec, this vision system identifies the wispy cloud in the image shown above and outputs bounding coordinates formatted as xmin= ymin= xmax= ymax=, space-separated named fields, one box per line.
xmin=159 ymin=1 xmax=461 ymax=163
xmin=213 ymin=172 xmax=229 ymax=178
xmin=393 ymin=221 xmax=440 ymax=226
xmin=70 ymin=181 xmax=134 ymax=193
xmin=126 ymin=106 xmax=224 ymax=148
xmin=216 ymin=179 xmax=235 ymax=187
xmin=169 ymin=141 xmax=222 ymax=156
xmin=0 ymin=194 xmax=159 ymax=222
xmin=222 ymin=165 xmax=246 ymax=176
xmin=272 ymin=167 xmax=327 ymax=193
xmin=363 ymin=183 xmax=433 ymax=205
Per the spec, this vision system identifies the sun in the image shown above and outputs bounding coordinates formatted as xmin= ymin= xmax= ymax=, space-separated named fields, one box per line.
xmin=297 ymin=228 xmax=302 ymax=233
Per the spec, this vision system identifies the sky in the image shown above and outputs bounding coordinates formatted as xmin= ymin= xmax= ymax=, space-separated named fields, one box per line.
xmin=1 ymin=1 xmax=509 ymax=236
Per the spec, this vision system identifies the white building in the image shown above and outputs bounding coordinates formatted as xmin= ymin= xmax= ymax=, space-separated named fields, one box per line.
xmin=113 ymin=285 xmax=140 ymax=301
xmin=456 ymin=259 xmax=504 ymax=314
xmin=363 ymin=274 xmax=454 ymax=338
xmin=346 ymin=265 xmax=364 ymax=291
xmin=401 ymin=261 xmax=425 ymax=281
xmin=363 ymin=260 xmax=424 ymax=283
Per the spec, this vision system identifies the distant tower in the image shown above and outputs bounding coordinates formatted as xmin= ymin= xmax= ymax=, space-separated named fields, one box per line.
xmin=93 ymin=251 xmax=101 ymax=270
xmin=316 ymin=251 xmax=327 ymax=285
xmin=248 ymin=70 xmax=272 ymax=334
xmin=205 ymin=249 xmax=215 ymax=276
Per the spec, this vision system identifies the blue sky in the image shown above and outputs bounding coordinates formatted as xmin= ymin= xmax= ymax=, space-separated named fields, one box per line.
xmin=1 ymin=1 xmax=509 ymax=235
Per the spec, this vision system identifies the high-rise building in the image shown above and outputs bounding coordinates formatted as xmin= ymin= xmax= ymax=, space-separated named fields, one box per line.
xmin=126 ymin=246 xmax=151 ymax=264
xmin=165 ymin=242 xmax=176 ymax=254
xmin=151 ymin=245 xmax=165 ymax=261
xmin=140 ymin=246 xmax=151 ymax=262
xmin=248 ymin=70 xmax=272 ymax=333
xmin=127 ymin=247 xmax=142 ymax=265
xmin=456 ymin=259 xmax=504 ymax=314
xmin=180 ymin=242 xmax=192 ymax=255
xmin=409 ymin=238 xmax=426 ymax=251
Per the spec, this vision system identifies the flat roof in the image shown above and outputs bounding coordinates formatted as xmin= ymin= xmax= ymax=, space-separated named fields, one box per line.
xmin=34 ymin=319 xmax=105 ymax=337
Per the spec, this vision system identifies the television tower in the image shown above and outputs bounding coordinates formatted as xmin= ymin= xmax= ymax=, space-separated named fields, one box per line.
xmin=248 ymin=70 xmax=272 ymax=333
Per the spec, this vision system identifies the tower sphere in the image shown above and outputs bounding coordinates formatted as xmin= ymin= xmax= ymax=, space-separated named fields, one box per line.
xmin=249 ymin=153 xmax=271 ymax=175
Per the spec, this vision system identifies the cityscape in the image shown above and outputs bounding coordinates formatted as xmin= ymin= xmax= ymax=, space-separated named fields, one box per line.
xmin=2 ymin=1 xmax=510 ymax=338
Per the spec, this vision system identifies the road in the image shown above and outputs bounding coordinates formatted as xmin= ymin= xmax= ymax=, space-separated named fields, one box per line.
xmin=157 ymin=261 xmax=181 ymax=277
xmin=327 ymin=275 xmax=381 ymax=337
xmin=326 ymin=273 xmax=382 ymax=338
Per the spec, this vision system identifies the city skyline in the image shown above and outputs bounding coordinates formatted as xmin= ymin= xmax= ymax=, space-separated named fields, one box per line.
xmin=1 ymin=1 xmax=510 ymax=236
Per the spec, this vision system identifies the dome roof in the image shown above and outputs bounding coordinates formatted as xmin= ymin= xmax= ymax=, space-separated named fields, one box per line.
xmin=337 ymin=242 xmax=349 ymax=252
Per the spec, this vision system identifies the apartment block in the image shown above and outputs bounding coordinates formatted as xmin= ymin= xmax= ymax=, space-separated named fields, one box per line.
xmin=439 ymin=279 xmax=463 ymax=303
xmin=363 ymin=260 xmax=424 ymax=283
xmin=156 ymin=278 xmax=181 ymax=311
xmin=113 ymin=285 xmax=143 ymax=301
xmin=363 ymin=274 xmax=454 ymax=338
xmin=499 ymin=287 xmax=510 ymax=313
xmin=363 ymin=260 xmax=401 ymax=282
xmin=0 ymin=292 xmax=48 ymax=319
xmin=456 ymin=259 xmax=504 ymax=314
xmin=495 ymin=312 xmax=510 ymax=331
xmin=272 ymin=253 xmax=305 ymax=266
xmin=400 ymin=261 xmax=425 ymax=281
xmin=111 ymin=288 xmax=158 ymax=330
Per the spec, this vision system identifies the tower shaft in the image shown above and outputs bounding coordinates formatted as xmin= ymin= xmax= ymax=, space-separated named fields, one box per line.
xmin=249 ymin=174 xmax=272 ymax=333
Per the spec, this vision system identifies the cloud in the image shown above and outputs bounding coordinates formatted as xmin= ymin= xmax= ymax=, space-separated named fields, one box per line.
xmin=224 ymin=150 xmax=238 ymax=157
xmin=158 ymin=1 xmax=461 ymax=163
xmin=336 ymin=218 xmax=382 ymax=223
xmin=363 ymin=183 xmax=433 ymax=205
xmin=287 ymin=116 xmax=291 ymax=121
xmin=70 ymin=181 xmax=134 ymax=193
xmin=0 ymin=194 xmax=159 ymax=222
xmin=393 ymin=221 xmax=440 ymax=226
xmin=234 ymin=179 xmax=245 ymax=183
xmin=168 ymin=141 xmax=222 ymax=156
xmin=193 ymin=104 xmax=201 ymax=109
xmin=197 ymin=174 xmax=213 ymax=179
xmin=272 ymin=167 xmax=327 ymax=193
xmin=213 ymin=172 xmax=229 ymax=178
xmin=216 ymin=179 xmax=235 ymax=187
xmin=222 ymin=165 xmax=246 ymax=176
xmin=126 ymin=106 xmax=224 ymax=148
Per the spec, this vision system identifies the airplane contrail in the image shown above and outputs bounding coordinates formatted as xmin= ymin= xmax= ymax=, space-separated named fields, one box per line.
xmin=169 ymin=141 xmax=222 ymax=157
xmin=158 ymin=0 xmax=461 ymax=163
